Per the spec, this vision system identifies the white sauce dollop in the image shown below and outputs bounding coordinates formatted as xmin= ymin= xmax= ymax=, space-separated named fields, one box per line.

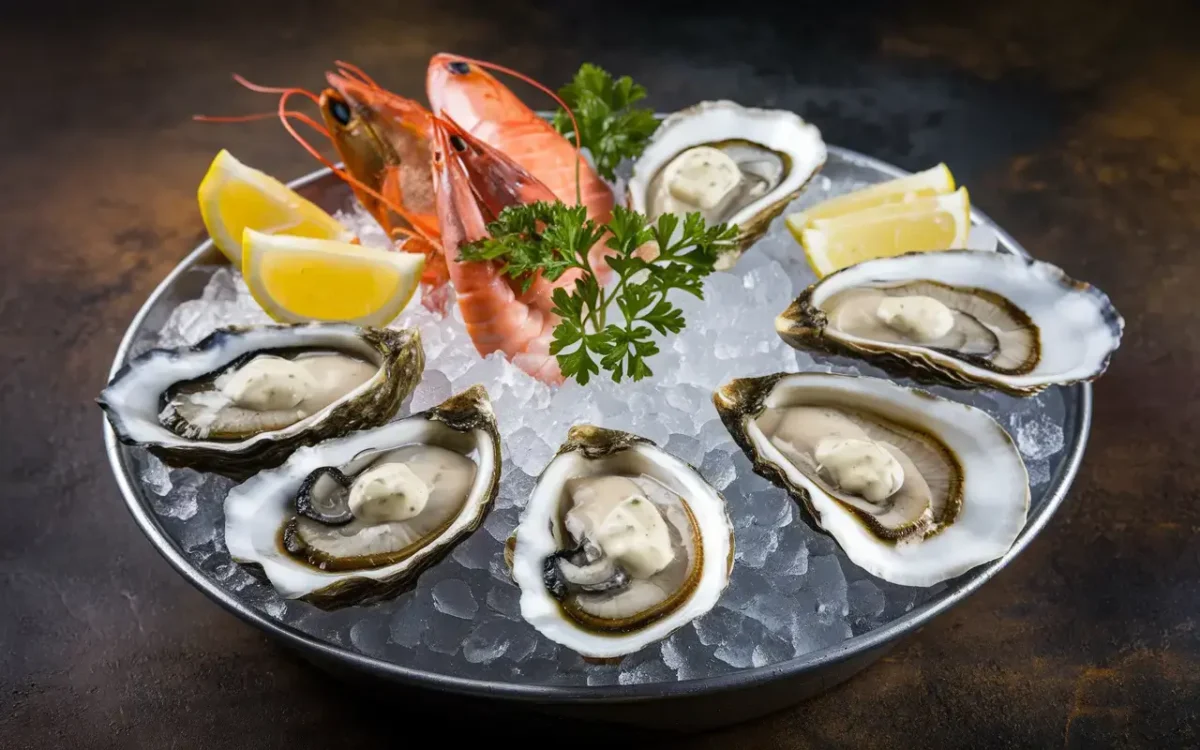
xmin=650 ymin=146 xmax=743 ymax=222
xmin=566 ymin=477 xmax=674 ymax=579
xmin=348 ymin=463 xmax=430 ymax=523
xmin=876 ymin=295 xmax=955 ymax=342
xmin=814 ymin=437 xmax=905 ymax=504
xmin=219 ymin=355 xmax=318 ymax=411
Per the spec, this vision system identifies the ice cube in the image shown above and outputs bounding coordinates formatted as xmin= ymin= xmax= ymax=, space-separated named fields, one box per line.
xmin=449 ymin=531 xmax=498 ymax=571
xmin=139 ymin=453 xmax=172 ymax=496
xmin=486 ymin=584 xmax=522 ymax=621
xmin=505 ymin=630 xmax=539 ymax=663
xmin=714 ymin=636 xmax=756 ymax=668
xmin=423 ymin=615 xmax=473 ymax=655
xmin=259 ymin=599 xmax=286 ymax=619
xmin=743 ymin=591 xmax=798 ymax=635
xmin=407 ymin=369 xmax=453 ymax=413
xmin=734 ymin=525 xmax=779 ymax=569
xmin=349 ymin=618 xmax=390 ymax=657
xmin=698 ymin=419 xmax=736 ymax=454
xmin=618 ymin=658 xmax=676 ymax=685
xmin=700 ymin=449 xmax=736 ymax=490
xmin=1015 ymin=413 xmax=1065 ymax=461
xmin=1027 ymin=459 xmax=1051 ymax=486
xmin=152 ymin=470 xmax=202 ymax=521
xmin=692 ymin=607 xmax=746 ymax=646
xmin=807 ymin=555 xmax=850 ymax=620
xmin=496 ymin=464 xmax=537 ymax=511
xmin=664 ymin=434 xmax=705 ymax=467
xmin=848 ymin=578 xmax=887 ymax=625
xmin=388 ymin=592 xmax=432 ymax=648
xmin=462 ymin=619 xmax=512 ymax=663
xmin=586 ymin=665 xmax=621 ymax=687
xmin=483 ymin=507 xmax=519 ymax=544
xmin=431 ymin=579 xmax=478 ymax=620
xmin=751 ymin=635 xmax=795 ymax=668
xmin=507 ymin=426 xmax=553 ymax=476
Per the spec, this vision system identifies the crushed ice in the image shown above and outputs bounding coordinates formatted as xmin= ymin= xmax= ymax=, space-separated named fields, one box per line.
xmin=131 ymin=154 xmax=1074 ymax=687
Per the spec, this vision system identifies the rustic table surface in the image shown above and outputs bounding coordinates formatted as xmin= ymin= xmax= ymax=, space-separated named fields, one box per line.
xmin=4 ymin=0 xmax=1197 ymax=747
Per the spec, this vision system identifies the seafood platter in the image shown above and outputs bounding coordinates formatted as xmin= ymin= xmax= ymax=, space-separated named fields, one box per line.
xmin=99 ymin=54 xmax=1123 ymax=727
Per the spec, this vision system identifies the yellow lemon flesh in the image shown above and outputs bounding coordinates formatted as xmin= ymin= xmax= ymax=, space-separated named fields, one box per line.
xmin=199 ymin=149 xmax=350 ymax=269
xmin=785 ymin=163 xmax=956 ymax=233
xmin=243 ymin=228 xmax=424 ymax=326
xmin=799 ymin=188 xmax=971 ymax=278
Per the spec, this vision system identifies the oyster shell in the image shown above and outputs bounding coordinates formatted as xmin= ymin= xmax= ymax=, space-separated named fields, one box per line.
xmin=510 ymin=426 xmax=733 ymax=659
xmin=776 ymin=250 xmax=1123 ymax=396
xmin=224 ymin=386 xmax=500 ymax=609
xmin=98 ymin=324 xmax=423 ymax=480
xmin=714 ymin=372 xmax=1029 ymax=587
xmin=627 ymin=100 xmax=826 ymax=268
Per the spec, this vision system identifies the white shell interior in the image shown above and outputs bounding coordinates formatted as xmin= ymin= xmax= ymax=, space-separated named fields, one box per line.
xmin=224 ymin=414 xmax=497 ymax=599
xmin=628 ymin=100 xmax=827 ymax=229
xmin=100 ymin=324 xmax=388 ymax=450
xmin=805 ymin=251 xmax=1124 ymax=389
xmin=742 ymin=373 xmax=1030 ymax=587
xmin=512 ymin=441 xmax=733 ymax=659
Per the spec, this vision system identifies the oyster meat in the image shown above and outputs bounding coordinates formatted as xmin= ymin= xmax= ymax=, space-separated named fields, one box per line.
xmin=627 ymin=100 xmax=826 ymax=268
xmin=776 ymin=250 xmax=1123 ymax=395
xmin=714 ymin=372 xmax=1029 ymax=587
xmin=510 ymin=426 xmax=733 ymax=659
xmin=98 ymin=324 xmax=423 ymax=479
xmin=224 ymin=386 xmax=501 ymax=609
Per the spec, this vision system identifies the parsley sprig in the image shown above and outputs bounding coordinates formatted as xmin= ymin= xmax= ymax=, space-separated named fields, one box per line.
xmin=459 ymin=203 xmax=738 ymax=385
xmin=552 ymin=64 xmax=660 ymax=182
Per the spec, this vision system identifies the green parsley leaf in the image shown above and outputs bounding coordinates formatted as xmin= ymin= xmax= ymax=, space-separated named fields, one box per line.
xmin=458 ymin=197 xmax=738 ymax=385
xmin=552 ymin=63 xmax=660 ymax=181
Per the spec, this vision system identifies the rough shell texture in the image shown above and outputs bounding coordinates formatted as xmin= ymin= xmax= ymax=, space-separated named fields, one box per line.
xmin=224 ymin=385 xmax=501 ymax=610
xmin=713 ymin=372 xmax=1030 ymax=587
xmin=776 ymin=250 xmax=1124 ymax=396
xmin=98 ymin=324 xmax=424 ymax=480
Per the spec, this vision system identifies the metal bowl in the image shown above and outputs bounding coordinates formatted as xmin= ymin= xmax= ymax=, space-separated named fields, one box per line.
xmin=102 ymin=147 xmax=1091 ymax=730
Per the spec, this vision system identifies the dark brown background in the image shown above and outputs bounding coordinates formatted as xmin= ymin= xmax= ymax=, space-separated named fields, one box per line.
xmin=4 ymin=0 xmax=1197 ymax=747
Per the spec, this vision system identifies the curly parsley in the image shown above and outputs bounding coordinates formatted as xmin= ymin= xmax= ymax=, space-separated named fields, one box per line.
xmin=552 ymin=63 xmax=660 ymax=182
xmin=459 ymin=203 xmax=738 ymax=385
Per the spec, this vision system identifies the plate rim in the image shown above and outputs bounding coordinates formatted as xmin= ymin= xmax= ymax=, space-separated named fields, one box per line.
xmin=102 ymin=145 xmax=1092 ymax=703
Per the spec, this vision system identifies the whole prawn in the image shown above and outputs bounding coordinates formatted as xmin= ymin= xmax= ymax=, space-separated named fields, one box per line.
xmin=429 ymin=116 xmax=567 ymax=382
xmin=201 ymin=54 xmax=613 ymax=384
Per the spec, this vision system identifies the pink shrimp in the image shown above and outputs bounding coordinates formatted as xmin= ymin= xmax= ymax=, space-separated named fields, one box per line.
xmin=430 ymin=114 xmax=567 ymax=383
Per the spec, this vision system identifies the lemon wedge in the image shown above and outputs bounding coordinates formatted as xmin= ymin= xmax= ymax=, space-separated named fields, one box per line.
xmin=785 ymin=163 xmax=956 ymax=234
xmin=800 ymin=187 xmax=971 ymax=277
xmin=243 ymin=229 xmax=424 ymax=326
xmin=199 ymin=150 xmax=351 ymax=269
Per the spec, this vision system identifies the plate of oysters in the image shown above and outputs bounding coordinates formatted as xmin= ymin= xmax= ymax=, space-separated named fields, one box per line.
xmin=99 ymin=54 xmax=1123 ymax=727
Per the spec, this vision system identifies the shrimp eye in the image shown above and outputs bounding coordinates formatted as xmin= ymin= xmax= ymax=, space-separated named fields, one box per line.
xmin=449 ymin=135 xmax=467 ymax=152
xmin=329 ymin=98 xmax=352 ymax=126
xmin=447 ymin=61 xmax=471 ymax=75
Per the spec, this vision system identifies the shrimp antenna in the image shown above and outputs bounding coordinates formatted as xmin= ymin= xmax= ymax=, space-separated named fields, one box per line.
xmin=194 ymin=76 xmax=329 ymax=135
xmin=193 ymin=110 xmax=330 ymax=139
xmin=194 ymin=72 xmax=439 ymax=247
xmin=440 ymin=54 xmax=584 ymax=207
xmin=333 ymin=61 xmax=384 ymax=92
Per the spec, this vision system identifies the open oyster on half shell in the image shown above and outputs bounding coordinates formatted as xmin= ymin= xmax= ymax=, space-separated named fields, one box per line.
xmin=714 ymin=372 xmax=1029 ymax=587
xmin=224 ymin=386 xmax=500 ymax=609
xmin=99 ymin=324 xmax=424 ymax=480
xmin=627 ymin=100 xmax=826 ymax=269
xmin=776 ymin=250 xmax=1124 ymax=396
xmin=509 ymin=426 xmax=734 ymax=659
